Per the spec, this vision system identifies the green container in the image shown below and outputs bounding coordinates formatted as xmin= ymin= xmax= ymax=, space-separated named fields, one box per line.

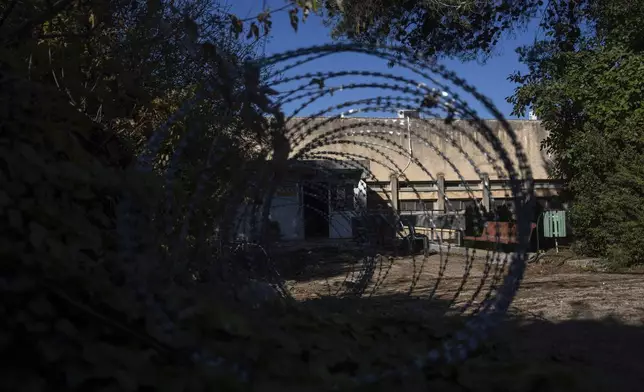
xmin=543 ymin=210 xmax=567 ymax=238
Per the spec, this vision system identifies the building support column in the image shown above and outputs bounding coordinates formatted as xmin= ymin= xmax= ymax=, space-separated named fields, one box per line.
xmin=482 ymin=173 xmax=491 ymax=213
xmin=436 ymin=173 xmax=445 ymax=212
xmin=389 ymin=173 xmax=399 ymax=213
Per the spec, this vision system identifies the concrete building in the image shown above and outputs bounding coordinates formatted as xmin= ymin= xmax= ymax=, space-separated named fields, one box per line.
xmin=261 ymin=117 xmax=563 ymax=241
xmin=266 ymin=160 xmax=367 ymax=241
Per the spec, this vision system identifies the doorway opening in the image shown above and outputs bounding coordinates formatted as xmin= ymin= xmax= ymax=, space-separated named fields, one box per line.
xmin=303 ymin=182 xmax=329 ymax=239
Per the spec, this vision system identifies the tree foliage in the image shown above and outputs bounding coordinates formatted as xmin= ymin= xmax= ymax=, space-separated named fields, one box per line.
xmin=508 ymin=0 xmax=644 ymax=266
xmin=222 ymin=0 xmax=543 ymax=61
xmin=2 ymin=0 xmax=641 ymax=389
xmin=321 ymin=0 xmax=544 ymax=60
xmin=0 ymin=0 xmax=277 ymax=390
xmin=311 ymin=0 xmax=644 ymax=266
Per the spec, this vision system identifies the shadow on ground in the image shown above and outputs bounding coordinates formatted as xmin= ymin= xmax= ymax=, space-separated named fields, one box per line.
xmin=271 ymin=244 xmax=367 ymax=281
xmin=489 ymin=315 xmax=644 ymax=392
xmin=216 ymin=288 xmax=644 ymax=392
xmin=270 ymin=241 xmax=428 ymax=283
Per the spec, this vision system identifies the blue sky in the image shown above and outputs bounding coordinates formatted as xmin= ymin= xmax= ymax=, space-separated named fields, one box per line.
xmin=225 ymin=0 xmax=541 ymax=120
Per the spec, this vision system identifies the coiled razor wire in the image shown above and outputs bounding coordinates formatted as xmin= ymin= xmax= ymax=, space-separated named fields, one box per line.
xmin=117 ymin=40 xmax=535 ymax=386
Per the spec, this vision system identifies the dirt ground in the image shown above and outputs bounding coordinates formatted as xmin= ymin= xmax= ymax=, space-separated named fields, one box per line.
xmin=288 ymin=251 xmax=644 ymax=324
xmin=283 ymin=249 xmax=644 ymax=391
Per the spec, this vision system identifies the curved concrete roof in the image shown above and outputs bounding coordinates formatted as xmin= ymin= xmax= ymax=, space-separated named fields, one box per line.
xmin=287 ymin=117 xmax=555 ymax=182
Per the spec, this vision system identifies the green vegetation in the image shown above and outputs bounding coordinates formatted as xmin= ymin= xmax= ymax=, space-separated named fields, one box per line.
xmin=322 ymin=0 xmax=544 ymax=60
xmin=1 ymin=0 xmax=643 ymax=390
xmin=0 ymin=0 xmax=274 ymax=390
xmin=508 ymin=0 xmax=644 ymax=267
xmin=316 ymin=0 xmax=644 ymax=267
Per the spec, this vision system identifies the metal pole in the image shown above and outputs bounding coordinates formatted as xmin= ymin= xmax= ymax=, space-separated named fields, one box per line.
xmin=555 ymin=238 xmax=559 ymax=254
xmin=536 ymin=212 xmax=543 ymax=253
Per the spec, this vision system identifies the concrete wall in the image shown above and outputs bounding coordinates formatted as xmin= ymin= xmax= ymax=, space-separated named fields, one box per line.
xmin=288 ymin=117 xmax=551 ymax=183
xmin=288 ymin=117 xmax=561 ymax=206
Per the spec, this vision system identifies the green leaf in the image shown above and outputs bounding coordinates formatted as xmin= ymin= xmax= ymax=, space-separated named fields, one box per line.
xmin=251 ymin=22 xmax=260 ymax=39
xmin=256 ymin=11 xmax=272 ymax=36
xmin=289 ymin=9 xmax=299 ymax=32
xmin=230 ymin=14 xmax=243 ymax=38
xmin=257 ymin=11 xmax=269 ymax=22
xmin=246 ymin=22 xmax=261 ymax=40
xmin=89 ymin=11 xmax=96 ymax=29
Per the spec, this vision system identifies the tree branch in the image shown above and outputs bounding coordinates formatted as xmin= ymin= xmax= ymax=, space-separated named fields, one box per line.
xmin=4 ymin=0 xmax=76 ymax=43
xmin=239 ymin=3 xmax=293 ymax=22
